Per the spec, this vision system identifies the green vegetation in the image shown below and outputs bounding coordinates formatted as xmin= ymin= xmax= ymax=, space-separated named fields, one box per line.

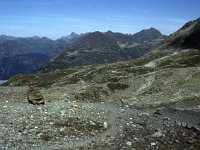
xmin=3 ymin=68 xmax=79 ymax=88
xmin=74 ymin=86 xmax=109 ymax=101
xmin=107 ymin=82 xmax=130 ymax=92
xmin=157 ymin=50 xmax=200 ymax=68
xmin=4 ymin=49 xmax=199 ymax=89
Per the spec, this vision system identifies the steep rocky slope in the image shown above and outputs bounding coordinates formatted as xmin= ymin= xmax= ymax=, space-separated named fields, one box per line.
xmin=152 ymin=17 xmax=200 ymax=53
xmin=163 ymin=18 xmax=200 ymax=50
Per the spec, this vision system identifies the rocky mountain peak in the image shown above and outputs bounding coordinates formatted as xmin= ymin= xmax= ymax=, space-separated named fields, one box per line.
xmin=68 ymin=32 xmax=79 ymax=39
xmin=31 ymin=36 xmax=41 ymax=39
xmin=132 ymin=28 xmax=163 ymax=43
xmin=67 ymin=31 xmax=118 ymax=50
xmin=59 ymin=32 xmax=79 ymax=41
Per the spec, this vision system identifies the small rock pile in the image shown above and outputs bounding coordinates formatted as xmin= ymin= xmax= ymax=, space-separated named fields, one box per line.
xmin=27 ymin=86 xmax=45 ymax=105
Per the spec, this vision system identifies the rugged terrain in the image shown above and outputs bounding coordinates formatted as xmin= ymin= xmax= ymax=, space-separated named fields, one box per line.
xmin=0 ymin=33 xmax=79 ymax=79
xmin=0 ymin=18 xmax=200 ymax=149
xmin=0 ymin=86 xmax=200 ymax=150
xmin=41 ymin=28 xmax=165 ymax=72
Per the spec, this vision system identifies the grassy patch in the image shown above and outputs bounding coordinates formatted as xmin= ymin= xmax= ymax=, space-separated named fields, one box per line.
xmin=74 ymin=86 xmax=109 ymax=101
xmin=107 ymin=82 xmax=130 ymax=92
xmin=157 ymin=50 xmax=200 ymax=68
xmin=4 ymin=68 xmax=79 ymax=88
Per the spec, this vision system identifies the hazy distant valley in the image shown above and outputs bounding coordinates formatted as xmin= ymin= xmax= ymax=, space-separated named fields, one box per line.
xmin=0 ymin=32 xmax=79 ymax=79
xmin=0 ymin=18 xmax=200 ymax=149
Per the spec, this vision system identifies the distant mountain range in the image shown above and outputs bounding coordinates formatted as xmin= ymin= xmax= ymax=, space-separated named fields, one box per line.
xmin=0 ymin=33 xmax=79 ymax=79
xmin=40 ymin=28 xmax=165 ymax=72
xmin=0 ymin=33 xmax=80 ymax=57
xmin=0 ymin=28 xmax=166 ymax=79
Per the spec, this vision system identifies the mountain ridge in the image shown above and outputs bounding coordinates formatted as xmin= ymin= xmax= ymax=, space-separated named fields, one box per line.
xmin=0 ymin=33 xmax=80 ymax=79
xmin=157 ymin=17 xmax=200 ymax=51
xmin=40 ymin=28 xmax=165 ymax=72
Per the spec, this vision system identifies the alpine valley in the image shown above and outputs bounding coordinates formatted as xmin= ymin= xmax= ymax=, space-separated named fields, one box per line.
xmin=1 ymin=18 xmax=200 ymax=149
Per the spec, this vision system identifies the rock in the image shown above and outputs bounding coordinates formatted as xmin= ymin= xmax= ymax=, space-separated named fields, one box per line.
xmin=126 ymin=141 xmax=132 ymax=146
xmin=120 ymin=109 xmax=125 ymax=113
xmin=181 ymin=122 xmax=188 ymax=128
xmin=103 ymin=122 xmax=108 ymax=129
xmin=27 ymin=86 xmax=45 ymax=105
xmin=153 ymin=109 xmax=162 ymax=115
xmin=180 ymin=122 xmax=194 ymax=130
xmin=175 ymin=140 xmax=180 ymax=143
xmin=37 ymin=133 xmax=43 ymax=137
xmin=187 ymin=137 xmax=194 ymax=144
xmin=59 ymin=110 xmax=66 ymax=116
xmin=89 ymin=121 xmax=97 ymax=126
xmin=139 ymin=112 xmax=149 ymax=118
xmin=179 ymin=122 xmax=199 ymax=132
xmin=163 ymin=117 xmax=170 ymax=121
xmin=186 ymin=123 xmax=192 ymax=129
xmin=120 ymin=99 xmax=129 ymax=105
xmin=151 ymin=142 xmax=156 ymax=146
xmin=60 ymin=127 xmax=66 ymax=132
xmin=191 ymin=126 xmax=200 ymax=133
xmin=151 ymin=130 xmax=164 ymax=138
xmin=136 ymin=121 xmax=147 ymax=127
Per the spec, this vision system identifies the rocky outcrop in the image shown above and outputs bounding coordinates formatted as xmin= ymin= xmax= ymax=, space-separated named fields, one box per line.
xmin=27 ymin=86 xmax=44 ymax=105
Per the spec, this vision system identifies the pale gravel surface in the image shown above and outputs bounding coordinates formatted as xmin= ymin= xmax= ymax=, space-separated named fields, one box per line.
xmin=0 ymin=86 xmax=200 ymax=149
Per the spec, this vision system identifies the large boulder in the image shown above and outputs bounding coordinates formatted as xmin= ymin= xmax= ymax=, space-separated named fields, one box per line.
xmin=27 ymin=86 xmax=44 ymax=105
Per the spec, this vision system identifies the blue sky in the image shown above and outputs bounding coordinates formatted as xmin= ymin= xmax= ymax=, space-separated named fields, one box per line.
xmin=0 ymin=0 xmax=199 ymax=39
